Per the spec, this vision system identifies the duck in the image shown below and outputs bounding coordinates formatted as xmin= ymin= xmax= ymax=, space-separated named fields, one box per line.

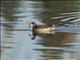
xmin=29 ymin=22 xmax=56 ymax=40
xmin=29 ymin=22 xmax=56 ymax=34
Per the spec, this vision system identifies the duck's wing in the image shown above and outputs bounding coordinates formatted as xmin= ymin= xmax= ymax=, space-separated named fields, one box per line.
xmin=36 ymin=25 xmax=47 ymax=28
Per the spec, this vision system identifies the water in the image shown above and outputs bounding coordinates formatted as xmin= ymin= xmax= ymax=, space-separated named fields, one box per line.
xmin=1 ymin=1 xmax=80 ymax=60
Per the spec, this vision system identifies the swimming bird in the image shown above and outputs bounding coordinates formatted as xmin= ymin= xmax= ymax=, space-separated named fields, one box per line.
xmin=29 ymin=22 xmax=56 ymax=40
xmin=29 ymin=22 xmax=56 ymax=34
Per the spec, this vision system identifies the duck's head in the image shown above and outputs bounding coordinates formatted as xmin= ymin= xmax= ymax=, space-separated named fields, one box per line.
xmin=30 ymin=22 xmax=36 ymax=28
xmin=29 ymin=22 xmax=36 ymax=29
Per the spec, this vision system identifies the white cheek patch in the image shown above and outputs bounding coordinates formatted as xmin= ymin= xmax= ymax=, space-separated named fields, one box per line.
xmin=31 ymin=24 xmax=33 ymax=27
xmin=30 ymin=24 xmax=35 ymax=30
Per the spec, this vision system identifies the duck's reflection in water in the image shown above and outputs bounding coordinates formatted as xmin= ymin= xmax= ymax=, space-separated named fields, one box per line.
xmin=33 ymin=33 xmax=77 ymax=60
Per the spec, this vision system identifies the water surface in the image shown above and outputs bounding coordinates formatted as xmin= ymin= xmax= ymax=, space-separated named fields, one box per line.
xmin=1 ymin=1 xmax=80 ymax=60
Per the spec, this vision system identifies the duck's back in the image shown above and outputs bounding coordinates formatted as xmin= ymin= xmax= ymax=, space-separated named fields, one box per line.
xmin=36 ymin=27 xmax=55 ymax=34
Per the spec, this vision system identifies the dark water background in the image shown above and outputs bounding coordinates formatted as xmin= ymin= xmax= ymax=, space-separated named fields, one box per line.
xmin=1 ymin=1 xmax=80 ymax=60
